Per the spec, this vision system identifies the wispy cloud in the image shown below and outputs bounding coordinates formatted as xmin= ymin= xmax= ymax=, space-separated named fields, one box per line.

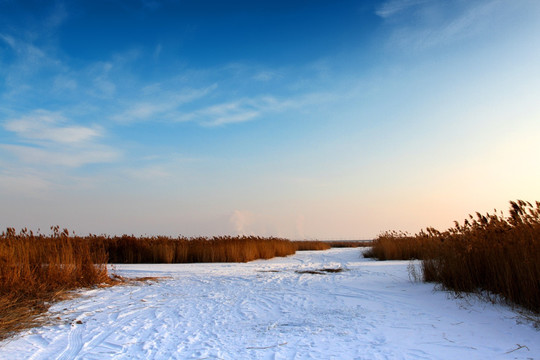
xmin=0 ymin=32 xmax=69 ymax=105
xmin=4 ymin=110 xmax=101 ymax=144
xmin=123 ymin=165 xmax=172 ymax=181
xmin=2 ymin=109 xmax=120 ymax=167
xmin=180 ymin=92 xmax=332 ymax=127
xmin=44 ymin=2 xmax=68 ymax=29
xmin=0 ymin=33 xmax=16 ymax=48
xmin=0 ymin=167 xmax=53 ymax=196
xmin=190 ymin=100 xmax=261 ymax=127
xmin=86 ymin=61 xmax=117 ymax=98
xmin=377 ymin=0 xmax=507 ymax=50
xmin=112 ymin=84 xmax=218 ymax=123
xmin=0 ymin=32 xmax=59 ymax=74
xmin=202 ymin=109 xmax=260 ymax=126
xmin=1 ymin=144 xmax=120 ymax=167
xmin=375 ymin=0 xmax=429 ymax=19
xmin=141 ymin=0 xmax=162 ymax=11
xmin=53 ymin=75 xmax=78 ymax=91
xmin=230 ymin=210 xmax=254 ymax=235
xmin=252 ymin=70 xmax=280 ymax=82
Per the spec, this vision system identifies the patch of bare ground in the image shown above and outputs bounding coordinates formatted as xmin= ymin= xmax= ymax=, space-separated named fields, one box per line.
xmin=295 ymin=268 xmax=345 ymax=275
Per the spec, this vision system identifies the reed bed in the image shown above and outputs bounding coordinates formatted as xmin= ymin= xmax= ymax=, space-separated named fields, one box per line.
xmin=324 ymin=240 xmax=373 ymax=248
xmin=363 ymin=231 xmax=438 ymax=260
xmin=0 ymin=226 xmax=111 ymax=340
xmin=0 ymin=229 xmax=331 ymax=339
xmin=365 ymin=200 xmax=540 ymax=313
xmin=294 ymin=240 xmax=331 ymax=251
xmin=99 ymin=235 xmax=304 ymax=263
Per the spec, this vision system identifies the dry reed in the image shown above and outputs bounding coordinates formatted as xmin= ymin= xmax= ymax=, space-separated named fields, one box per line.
xmin=97 ymin=236 xmax=329 ymax=263
xmin=294 ymin=241 xmax=331 ymax=251
xmin=324 ymin=240 xmax=373 ymax=248
xmin=0 ymin=226 xmax=111 ymax=340
xmin=0 ymin=228 xmax=335 ymax=340
xmin=365 ymin=200 xmax=540 ymax=313
xmin=363 ymin=231 xmax=439 ymax=260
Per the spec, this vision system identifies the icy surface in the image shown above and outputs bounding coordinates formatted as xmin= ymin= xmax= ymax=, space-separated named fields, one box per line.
xmin=1 ymin=248 xmax=538 ymax=359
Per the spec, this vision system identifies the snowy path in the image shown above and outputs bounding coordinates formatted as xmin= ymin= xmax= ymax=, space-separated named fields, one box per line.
xmin=1 ymin=248 xmax=538 ymax=359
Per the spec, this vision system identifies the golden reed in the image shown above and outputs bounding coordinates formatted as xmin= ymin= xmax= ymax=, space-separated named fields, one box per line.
xmin=0 ymin=229 xmax=331 ymax=339
xmin=365 ymin=201 xmax=540 ymax=313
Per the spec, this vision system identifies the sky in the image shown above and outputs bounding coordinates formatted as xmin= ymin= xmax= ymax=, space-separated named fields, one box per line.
xmin=1 ymin=0 xmax=539 ymax=239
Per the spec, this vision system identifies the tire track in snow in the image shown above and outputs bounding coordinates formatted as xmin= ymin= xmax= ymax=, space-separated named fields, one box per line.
xmin=3 ymin=248 xmax=540 ymax=360
xmin=55 ymin=322 xmax=84 ymax=360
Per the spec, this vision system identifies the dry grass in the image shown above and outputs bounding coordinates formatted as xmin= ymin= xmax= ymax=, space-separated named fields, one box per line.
xmin=363 ymin=231 xmax=438 ymax=260
xmin=0 ymin=230 xmax=331 ymax=339
xmin=365 ymin=200 xmax=540 ymax=313
xmin=0 ymin=226 xmax=113 ymax=340
xmin=324 ymin=240 xmax=373 ymax=248
xmin=97 ymin=236 xmax=329 ymax=263
xmin=293 ymin=241 xmax=331 ymax=251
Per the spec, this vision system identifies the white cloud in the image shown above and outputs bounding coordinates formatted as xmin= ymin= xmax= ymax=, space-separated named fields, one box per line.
xmin=0 ymin=33 xmax=16 ymax=48
xmin=44 ymin=2 xmax=68 ymax=29
xmin=141 ymin=0 xmax=162 ymax=11
xmin=0 ymin=169 xmax=52 ymax=196
xmin=83 ymin=61 xmax=117 ymax=98
xmin=296 ymin=214 xmax=306 ymax=239
xmin=0 ymin=33 xmax=67 ymax=102
xmin=153 ymin=43 xmax=162 ymax=59
xmin=53 ymin=75 xmax=78 ymax=91
xmin=252 ymin=71 xmax=278 ymax=81
xmin=180 ymin=92 xmax=331 ymax=127
xmin=194 ymin=100 xmax=261 ymax=127
xmin=378 ymin=0 xmax=511 ymax=50
xmin=0 ymin=33 xmax=56 ymax=71
xmin=1 ymin=144 xmax=120 ymax=167
xmin=4 ymin=110 xmax=101 ymax=144
xmin=124 ymin=165 xmax=172 ymax=181
xmin=112 ymin=84 xmax=218 ymax=123
xmin=230 ymin=210 xmax=253 ymax=235
xmin=205 ymin=111 xmax=260 ymax=126
xmin=112 ymin=86 xmax=322 ymax=127
xmin=376 ymin=0 xmax=429 ymax=19
xmin=115 ymin=103 xmax=165 ymax=122
xmin=2 ymin=109 xmax=120 ymax=168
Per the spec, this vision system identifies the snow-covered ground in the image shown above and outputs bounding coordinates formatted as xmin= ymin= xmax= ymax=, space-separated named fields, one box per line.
xmin=1 ymin=248 xmax=538 ymax=359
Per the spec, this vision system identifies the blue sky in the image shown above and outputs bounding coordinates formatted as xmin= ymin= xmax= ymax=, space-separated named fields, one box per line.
xmin=1 ymin=0 xmax=539 ymax=238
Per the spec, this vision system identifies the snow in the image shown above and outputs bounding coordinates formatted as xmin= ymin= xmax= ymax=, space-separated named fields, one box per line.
xmin=1 ymin=248 xmax=538 ymax=359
